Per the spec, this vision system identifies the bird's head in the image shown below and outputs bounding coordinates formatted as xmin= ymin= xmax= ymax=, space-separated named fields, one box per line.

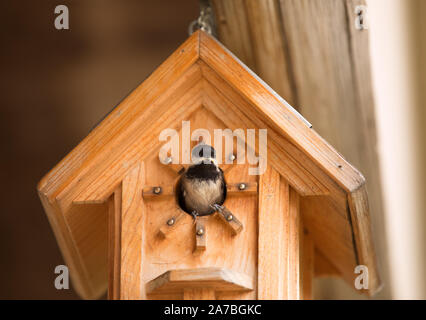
xmin=191 ymin=144 xmax=217 ymax=165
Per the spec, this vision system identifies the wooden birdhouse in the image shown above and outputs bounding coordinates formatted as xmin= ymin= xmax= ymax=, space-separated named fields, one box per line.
xmin=38 ymin=30 xmax=380 ymax=300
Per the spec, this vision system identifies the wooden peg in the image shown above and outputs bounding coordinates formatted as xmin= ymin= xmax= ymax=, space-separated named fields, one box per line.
xmin=219 ymin=153 xmax=236 ymax=173
xmin=226 ymin=182 xmax=258 ymax=195
xmin=142 ymin=185 xmax=174 ymax=198
xmin=159 ymin=156 xmax=187 ymax=175
xmin=157 ymin=209 xmax=189 ymax=239
xmin=194 ymin=217 xmax=207 ymax=254
xmin=216 ymin=205 xmax=243 ymax=236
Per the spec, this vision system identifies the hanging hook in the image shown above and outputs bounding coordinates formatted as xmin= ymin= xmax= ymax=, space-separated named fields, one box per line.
xmin=188 ymin=0 xmax=216 ymax=36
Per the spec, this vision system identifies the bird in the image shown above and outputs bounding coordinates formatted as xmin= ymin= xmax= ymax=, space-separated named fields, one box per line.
xmin=177 ymin=144 xmax=227 ymax=219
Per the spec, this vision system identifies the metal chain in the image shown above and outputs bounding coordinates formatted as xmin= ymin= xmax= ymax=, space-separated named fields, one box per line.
xmin=188 ymin=0 xmax=215 ymax=36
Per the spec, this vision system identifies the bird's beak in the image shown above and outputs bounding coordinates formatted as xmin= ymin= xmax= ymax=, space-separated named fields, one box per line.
xmin=193 ymin=157 xmax=217 ymax=165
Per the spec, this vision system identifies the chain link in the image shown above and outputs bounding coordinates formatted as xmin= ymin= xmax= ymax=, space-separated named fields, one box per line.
xmin=188 ymin=2 xmax=215 ymax=36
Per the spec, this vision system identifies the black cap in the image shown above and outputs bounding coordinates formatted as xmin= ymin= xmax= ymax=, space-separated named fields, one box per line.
xmin=191 ymin=144 xmax=216 ymax=160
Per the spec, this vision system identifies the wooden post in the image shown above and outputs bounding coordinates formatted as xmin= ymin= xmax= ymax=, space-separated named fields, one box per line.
xmin=194 ymin=217 xmax=207 ymax=254
xmin=107 ymin=187 xmax=122 ymax=300
xmin=301 ymin=230 xmax=315 ymax=300
xmin=258 ymin=166 xmax=302 ymax=299
xmin=107 ymin=163 xmax=145 ymax=300
xmin=288 ymin=188 xmax=301 ymax=299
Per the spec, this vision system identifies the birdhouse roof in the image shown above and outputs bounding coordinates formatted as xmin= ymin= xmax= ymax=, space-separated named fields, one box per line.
xmin=38 ymin=30 xmax=380 ymax=299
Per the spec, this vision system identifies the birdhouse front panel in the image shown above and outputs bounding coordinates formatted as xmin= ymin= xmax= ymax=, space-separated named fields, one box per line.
xmin=139 ymin=108 xmax=259 ymax=300
xmin=37 ymin=31 xmax=380 ymax=300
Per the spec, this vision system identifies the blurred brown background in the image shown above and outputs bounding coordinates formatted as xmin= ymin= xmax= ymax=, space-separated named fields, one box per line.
xmin=0 ymin=0 xmax=198 ymax=299
xmin=1 ymin=0 xmax=425 ymax=300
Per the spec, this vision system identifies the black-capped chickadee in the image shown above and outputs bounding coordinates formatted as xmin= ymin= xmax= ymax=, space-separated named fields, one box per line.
xmin=177 ymin=144 xmax=226 ymax=219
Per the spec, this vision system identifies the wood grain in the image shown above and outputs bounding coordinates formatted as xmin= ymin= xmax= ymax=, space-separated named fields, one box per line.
xmin=142 ymin=185 xmax=175 ymax=199
xmin=194 ymin=217 xmax=207 ymax=254
xmin=226 ymin=182 xmax=258 ymax=195
xmin=201 ymin=70 xmax=331 ymax=197
xmin=315 ymin=249 xmax=340 ymax=278
xmin=215 ymin=206 xmax=243 ymax=236
xmin=212 ymin=0 xmax=295 ymax=104
xmin=140 ymin=107 xmax=258 ymax=300
xmin=69 ymin=65 xmax=203 ymax=207
xmin=38 ymin=33 xmax=199 ymax=197
xmin=199 ymin=32 xmax=365 ymax=193
xmin=301 ymin=230 xmax=314 ymax=300
xmin=38 ymin=30 xmax=380 ymax=298
xmin=184 ymin=288 xmax=215 ymax=300
xmin=119 ymin=163 xmax=145 ymax=299
xmin=258 ymin=166 xmax=298 ymax=299
xmin=287 ymin=187 xmax=301 ymax=299
xmin=108 ymin=188 xmax=122 ymax=300
xmin=157 ymin=208 xmax=191 ymax=239
xmin=201 ymin=64 xmax=361 ymax=286
xmin=210 ymin=0 xmax=256 ymax=70
xmin=212 ymin=0 xmax=383 ymax=296
xmin=146 ymin=267 xmax=254 ymax=296
xmin=348 ymin=185 xmax=382 ymax=294
xmin=258 ymin=166 xmax=282 ymax=299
